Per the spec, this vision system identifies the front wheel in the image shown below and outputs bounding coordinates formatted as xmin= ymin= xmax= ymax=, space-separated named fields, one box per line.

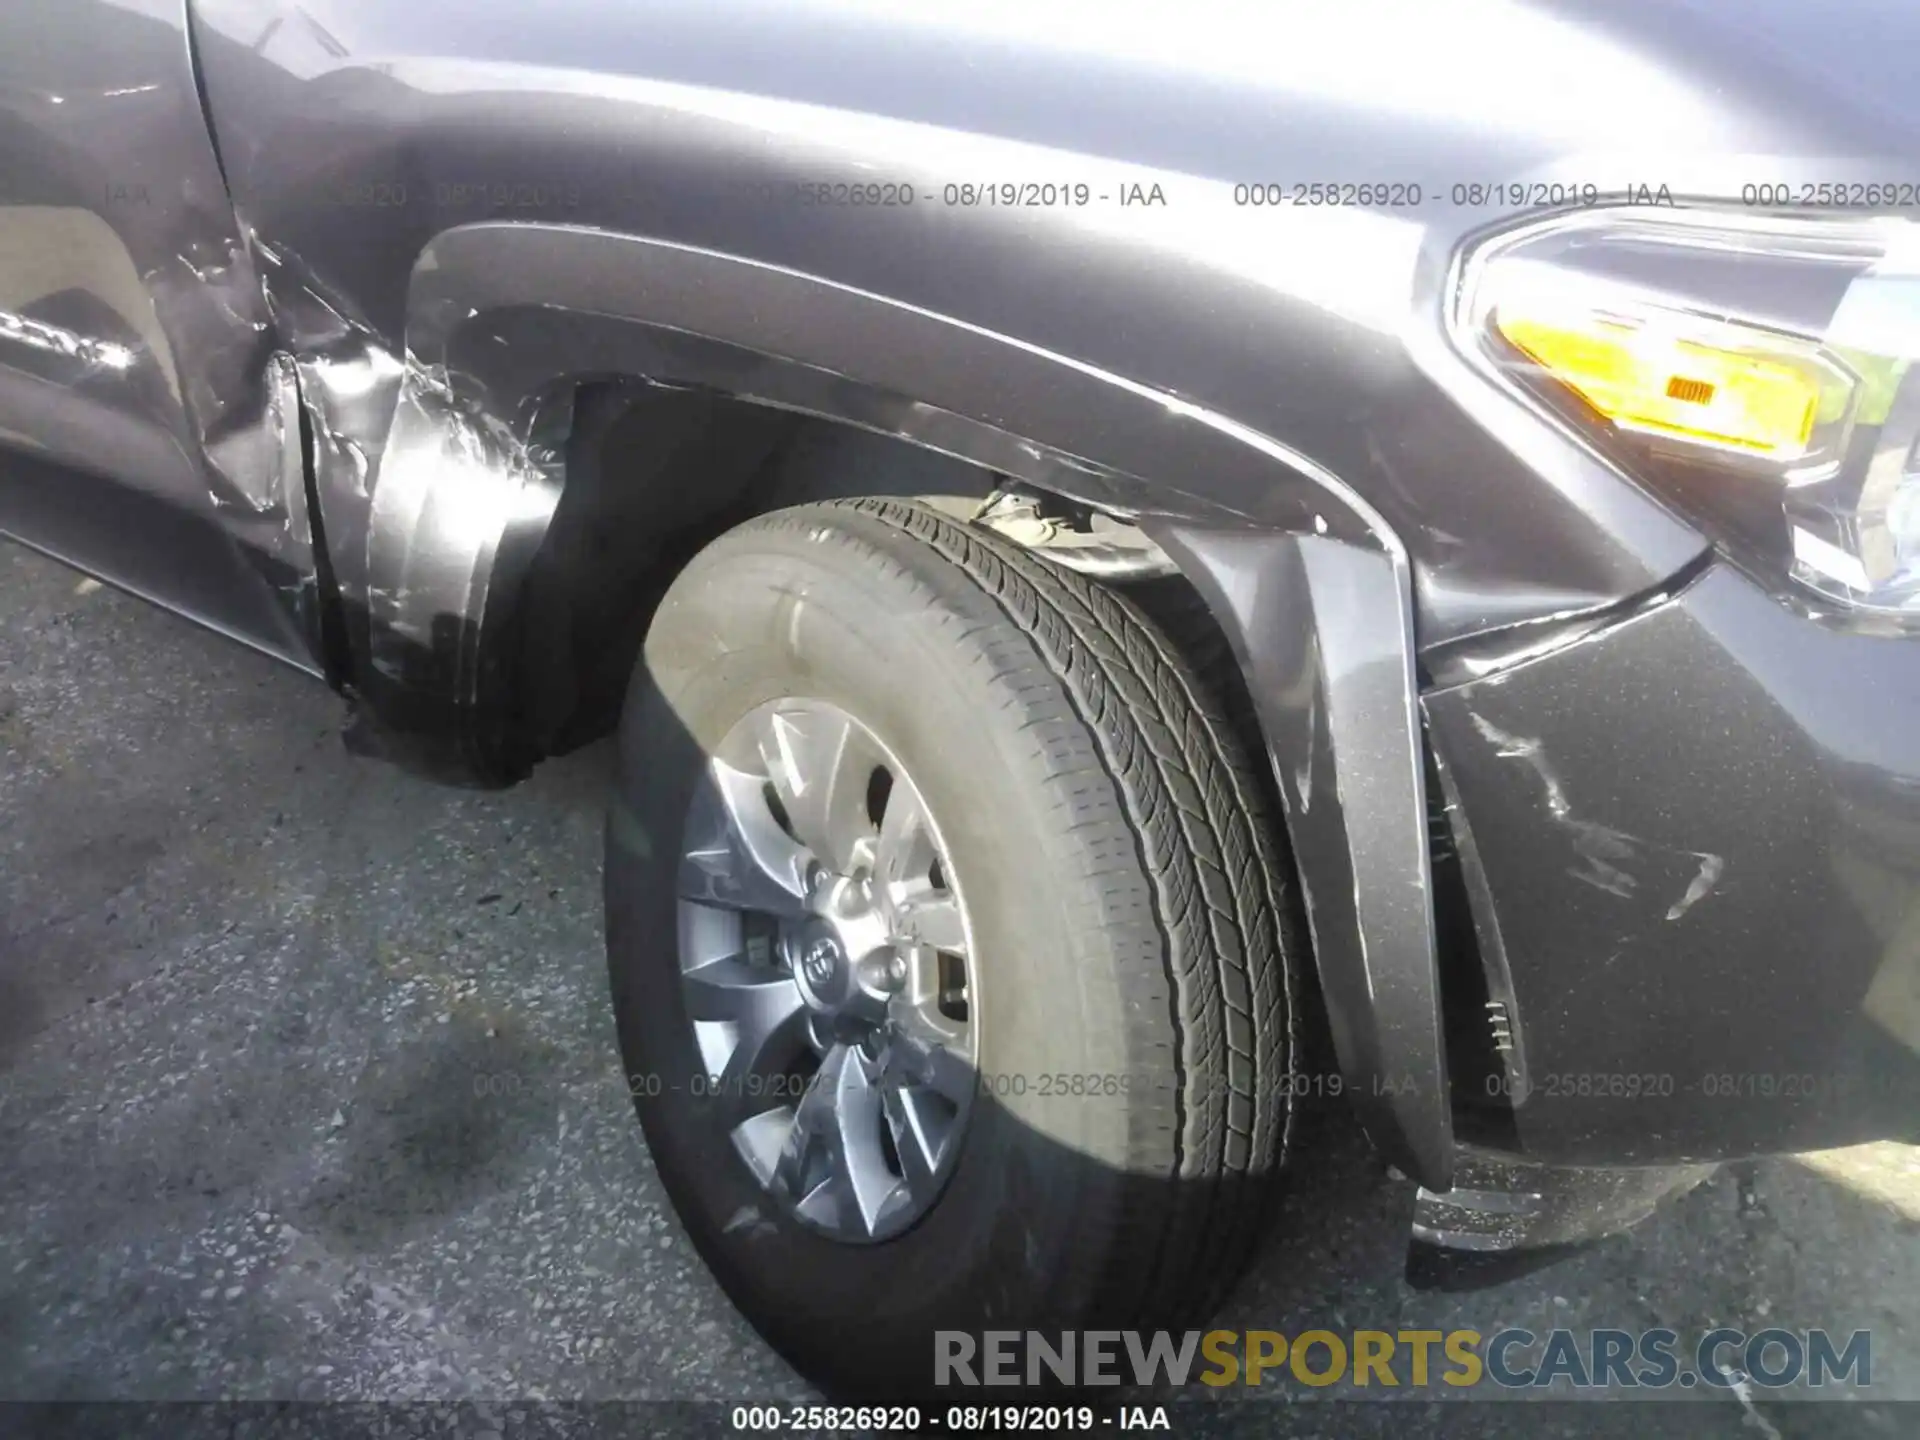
xmin=606 ymin=499 xmax=1299 ymax=1396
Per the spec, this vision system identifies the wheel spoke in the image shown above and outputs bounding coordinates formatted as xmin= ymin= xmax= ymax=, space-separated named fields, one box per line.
xmin=680 ymin=760 xmax=813 ymax=917
xmin=731 ymin=1106 xmax=798 ymax=1188
xmin=717 ymin=1006 xmax=813 ymax=1122
xmin=882 ymin=1082 xmax=949 ymax=1203
xmin=773 ymin=1043 xmax=893 ymax=1236
xmin=874 ymin=781 xmax=938 ymax=887
xmin=757 ymin=706 xmax=881 ymax=876
xmin=774 ymin=1045 xmax=841 ymax=1205
xmin=685 ymin=955 xmax=810 ymax=1119
xmin=883 ymin=1022 xmax=975 ymax=1105
xmin=893 ymin=893 xmax=966 ymax=953
xmin=824 ymin=1048 xmax=895 ymax=1236
xmin=683 ymin=953 xmax=804 ymax=1030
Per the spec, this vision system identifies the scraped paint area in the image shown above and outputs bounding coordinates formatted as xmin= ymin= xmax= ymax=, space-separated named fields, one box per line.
xmin=1468 ymin=713 xmax=1727 ymax=921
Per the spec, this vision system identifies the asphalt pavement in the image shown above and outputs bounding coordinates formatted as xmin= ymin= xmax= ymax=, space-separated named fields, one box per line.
xmin=1 ymin=536 xmax=1916 ymax=1437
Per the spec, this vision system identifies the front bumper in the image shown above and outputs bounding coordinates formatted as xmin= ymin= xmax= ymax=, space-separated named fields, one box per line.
xmin=1426 ymin=560 xmax=1920 ymax=1165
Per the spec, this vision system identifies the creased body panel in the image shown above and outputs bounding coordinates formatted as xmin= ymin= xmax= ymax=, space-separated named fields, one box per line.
xmin=0 ymin=0 xmax=317 ymax=667
xmin=187 ymin=0 xmax=1743 ymax=655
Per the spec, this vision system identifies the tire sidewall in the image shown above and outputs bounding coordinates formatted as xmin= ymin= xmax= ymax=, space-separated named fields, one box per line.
xmin=606 ymin=528 xmax=1156 ymax=1392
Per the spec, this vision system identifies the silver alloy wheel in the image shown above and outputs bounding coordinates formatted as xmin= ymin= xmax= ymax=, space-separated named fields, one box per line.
xmin=676 ymin=698 xmax=977 ymax=1242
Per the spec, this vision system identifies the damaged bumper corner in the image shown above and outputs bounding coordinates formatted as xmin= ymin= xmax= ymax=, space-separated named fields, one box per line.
xmin=1425 ymin=557 xmax=1920 ymax=1166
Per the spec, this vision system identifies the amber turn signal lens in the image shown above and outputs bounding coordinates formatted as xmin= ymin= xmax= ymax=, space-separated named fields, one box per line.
xmin=1495 ymin=304 xmax=1824 ymax=459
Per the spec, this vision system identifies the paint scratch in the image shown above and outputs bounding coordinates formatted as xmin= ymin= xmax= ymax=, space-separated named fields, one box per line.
xmin=1666 ymin=852 xmax=1726 ymax=921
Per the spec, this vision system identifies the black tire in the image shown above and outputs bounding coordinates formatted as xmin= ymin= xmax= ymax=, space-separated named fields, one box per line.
xmin=605 ymin=498 xmax=1299 ymax=1397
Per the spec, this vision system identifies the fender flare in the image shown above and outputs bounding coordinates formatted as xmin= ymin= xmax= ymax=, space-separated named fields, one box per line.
xmin=349 ymin=222 xmax=1454 ymax=1186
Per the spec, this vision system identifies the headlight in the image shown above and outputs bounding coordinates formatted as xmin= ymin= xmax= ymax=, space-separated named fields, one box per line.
xmin=1453 ymin=211 xmax=1920 ymax=625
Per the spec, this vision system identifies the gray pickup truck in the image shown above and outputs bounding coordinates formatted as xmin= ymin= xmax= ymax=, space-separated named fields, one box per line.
xmin=3 ymin=0 xmax=1917 ymax=1398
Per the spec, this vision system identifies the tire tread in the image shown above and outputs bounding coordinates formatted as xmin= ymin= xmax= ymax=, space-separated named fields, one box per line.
xmin=745 ymin=499 xmax=1302 ymax=1327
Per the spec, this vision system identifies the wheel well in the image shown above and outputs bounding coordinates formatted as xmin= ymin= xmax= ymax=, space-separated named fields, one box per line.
xmin=497 ymin=382 xmax=1043 ymax=761
xmin=492 ymin=378 xmax=1495 ymax=1155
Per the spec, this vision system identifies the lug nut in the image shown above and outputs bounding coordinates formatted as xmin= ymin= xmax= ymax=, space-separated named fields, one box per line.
xmin=857 ymin=952 xmax=910 ymax=994
xmin=835 ymin=874 xmax=872 ymax=917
